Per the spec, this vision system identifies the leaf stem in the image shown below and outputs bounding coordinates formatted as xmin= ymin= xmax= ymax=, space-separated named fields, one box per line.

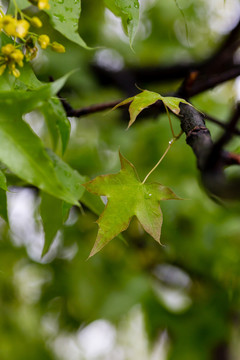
xmin=142 ymin=130 xmax=183 ymax=184
xmin=174 ymin=0 xmax=189 ymax=46
xmin=164 ymin=102 xmax=175 ymax=137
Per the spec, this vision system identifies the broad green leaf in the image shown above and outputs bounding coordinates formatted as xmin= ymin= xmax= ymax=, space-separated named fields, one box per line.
xmin=40 ymin=192 xmax=64 ymax=256
xmin=42 ymin=103 xmax=60 ymax=151
xmin=0 ymin=116 xmax=80 ymax=205
xmin=0 ymin=36 xmax=74 ymax=112
xmin=0 ymin=169 xmax=8 ymax=223
xmin=41 ymin=98 xmax=71 ymax=154
xmin=0 ymin=72 xmax=14 ymax=92
xmin=45 ymin=0 xmax=89 ymax=49
xmin=113 ymin=90 xmax=192 ymax=127
xmin=0 ymin=86 xmax=54 ymax=116
xmin=105 ymin=0 xmax=140 ymax=48
xmin=81 ymin=190 xmax=105 ymax=215
xmin=0 ymin=188 xmax=8 ymax=223
xmin=62 ymin=201 xmax=72 ymax=222
xmin=11 ymin=0 xmax=29 ymax=10
xmin=15 ymin=63 xmax=43 ymax=90
xmin=46 ymin=149 xmax=87 ymax=201
xmin=0 ymin=169 xmax=8 ymax=191
xmin=40 ymin=151 xmax=88 ymax=255
xmin=49 ymin=70 xmax=77 ymax=94
xmin=84 ymin=152 xmax=181 ymax=257
xmin=40 ymin=181 xmax=106 ymax=256
xmin=0 ymin=72 xmax=73 ymax=116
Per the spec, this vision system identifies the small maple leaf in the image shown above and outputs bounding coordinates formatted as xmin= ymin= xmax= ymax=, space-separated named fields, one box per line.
xmin=83 ymin=152 xmax=181 ymax=257
xmin=112 ymin=90 xmax=192 ymax=128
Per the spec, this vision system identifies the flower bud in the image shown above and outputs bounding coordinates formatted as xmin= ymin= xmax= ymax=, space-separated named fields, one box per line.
xmin=2 ymin=16 xmax=18 ymax=37
xmin=11 ymin=50 xmax=24 ymax=67
xmin=12 ymin=68 xmax=20 ymax=78
xmin=51 ymin=41 xmax=65 ymax=53
xmin=38 ymin=34 xmax=50 ymax=49
xmin=15 ymin=19 xmax=30 ymax=38
xmin=31 ymin=17 xmax=42 ymax=28
xmin=1 ymin=44 xmax=15 ymax=55
xmin=38 ymin=0 xmax=50 ymax=10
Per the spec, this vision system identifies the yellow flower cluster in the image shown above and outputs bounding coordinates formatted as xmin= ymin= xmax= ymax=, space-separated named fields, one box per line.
xmin=0 ymin=44 xmax=24 ymax=77
xmin=0 ymin=0 xmax=65 ymax=78
xmin=0 ymin=15 xmax=29 ymax=38
xmin=38 ymin=35 xmax=65 ymax=53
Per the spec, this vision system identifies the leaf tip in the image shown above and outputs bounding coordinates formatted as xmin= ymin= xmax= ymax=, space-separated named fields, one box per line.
xmin=41 ymin=245 xmax=49 ymax=259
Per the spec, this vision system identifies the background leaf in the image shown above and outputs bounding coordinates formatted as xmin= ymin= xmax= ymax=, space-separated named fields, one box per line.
xmin=0 ymin=169 xmax=8 ymax=223
xmin=105 ymin=0 xmax=140 ymax=47
xmin=45 ymin=0 xmax=89 ymax=49
xmin=40 ymin=192 xmax=65 ymax=256
xmin=0 ymin=169 xmax=7 ymax=191
xmin=0 ymin=188 xmax=8 ymax=223
xmin=46 ymin=149 xmax=86 ymax=201
xmin=41 ymin=98 xmax=71 ymax=154
xmin=0 ymin=116 xmax=80 ymax=205
xmin=0 ymin=71 xmax=74 ymax=116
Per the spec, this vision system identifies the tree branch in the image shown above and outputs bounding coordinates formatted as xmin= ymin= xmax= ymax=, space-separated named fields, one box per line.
xmin=203 ymin=113 xmax=240 ymax=136
xmin=60 ymin=98 xmax=122 ymax=117
xmin=179 ymin=103 xmax=240 ymax=200
xmin=186 ymin=66 xmax=240 ymax=98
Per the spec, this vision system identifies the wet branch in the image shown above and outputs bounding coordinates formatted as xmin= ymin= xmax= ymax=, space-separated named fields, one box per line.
xmin=179 ymin=103 xmax=240 ymax=200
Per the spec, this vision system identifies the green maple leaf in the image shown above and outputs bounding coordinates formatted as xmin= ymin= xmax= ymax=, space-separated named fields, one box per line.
xmin=112 ymin=90 xmax=192 ymax=128
xmin=83 ymin=152 xmax=181 ymax=257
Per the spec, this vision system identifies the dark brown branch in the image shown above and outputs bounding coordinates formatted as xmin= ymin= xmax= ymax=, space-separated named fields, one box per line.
xmin=222 ymin=151 xmax=240 ymax=166
xmin=91 ymin=62 xmax=199 ymax=95
xmin=179 ymin=103 xmax=240 ymax=200
xmin=61 ymin=95 xmax=240 ymax=141
xmin=213 ymin=104 xmax=240 ymax=150
xmin=61 ymin=86 xmax=240 ymax=141
xmin=204 ymin=104 xmax=240 ymax=170
xmin=204 ymin=113 xmax=240 ymax=136
xmin=179 ymin=104 xmax=213 ymax=169
xmin=61 ymin=98 xmax=122 ymax=117
xmin=186 ymin=66 xmax=240 ymax=97
xmin=212 ymin=341 xmax=230 ymax=360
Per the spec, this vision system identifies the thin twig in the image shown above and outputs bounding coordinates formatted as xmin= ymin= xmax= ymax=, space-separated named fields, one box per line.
xmin=214 ymin=104 xmax=240 ymax=149
xmin=142 ymin=131 xmax=183 ymax=184
xmin=164 ymin=103 xmax=176 ymax=137
xmin=142 ymin=142 xmax=173 ymax=184
xmin=61 ymin=98 xmax=122 ymax=117
xmin=206 ymin=104 xmax=240 ymax=169
xmin=204 ymin=113 xmax=240 ymax=136
xmin=188 ymin=66 xmax=240 ymax=97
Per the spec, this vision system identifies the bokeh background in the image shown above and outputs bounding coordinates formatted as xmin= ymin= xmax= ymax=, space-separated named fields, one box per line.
xmin=1 ymin=0 xmax=240 ymax=359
